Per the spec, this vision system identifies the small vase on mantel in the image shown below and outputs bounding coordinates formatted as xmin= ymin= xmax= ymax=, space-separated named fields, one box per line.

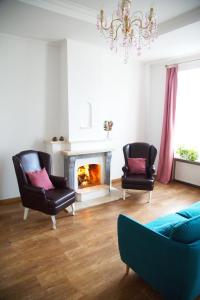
xmin=106 ymin=131 xmax=110 ymax=139
xmin=104 ymin=121 xmax=113 ymax=140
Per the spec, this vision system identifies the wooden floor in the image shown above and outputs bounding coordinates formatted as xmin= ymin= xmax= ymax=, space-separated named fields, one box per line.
xmin=1 ymin=181 xmax=200 ymax=300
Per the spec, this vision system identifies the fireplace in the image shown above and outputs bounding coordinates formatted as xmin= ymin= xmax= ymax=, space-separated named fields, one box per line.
xmin=63 ymin=149 xmax=112 ymax=201
xmin=77 ymin=164 xmax=101 ymax=189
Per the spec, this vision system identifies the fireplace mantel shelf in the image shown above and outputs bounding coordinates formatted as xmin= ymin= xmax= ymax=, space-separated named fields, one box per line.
xmin=62 ymin=149 xmax=113 ymax=156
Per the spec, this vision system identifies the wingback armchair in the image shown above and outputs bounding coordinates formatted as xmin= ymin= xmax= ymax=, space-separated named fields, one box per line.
xmin=121 ymin=143 xmax=157 ymax=203
xmin=12 ymin=150 xmax=76 ymax=229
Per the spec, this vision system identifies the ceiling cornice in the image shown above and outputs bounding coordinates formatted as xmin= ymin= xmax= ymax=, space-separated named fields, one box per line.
xmin=18 ymin=0 xmax=97 ymax=24
xmin=18 ymin=0 xmax=200 ymax=35
xmin=159 ymin=7 xmax=200 ymax=35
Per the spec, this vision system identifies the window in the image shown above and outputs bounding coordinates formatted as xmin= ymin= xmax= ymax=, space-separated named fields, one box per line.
xmin=174 ymin=66 xmax=200 ymax=160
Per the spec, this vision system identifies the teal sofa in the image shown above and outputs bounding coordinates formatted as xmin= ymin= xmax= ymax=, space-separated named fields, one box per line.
xmin=118 ymin=202 xmax=200 ymax=300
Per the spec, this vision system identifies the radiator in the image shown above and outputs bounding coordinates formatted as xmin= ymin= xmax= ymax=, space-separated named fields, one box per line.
xmin=174 ymin=158 xmax=200 ymax=187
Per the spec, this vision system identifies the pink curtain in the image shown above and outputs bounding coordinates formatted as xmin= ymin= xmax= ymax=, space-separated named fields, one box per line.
xmin=157 ymin=66 xmax=178 ymax=184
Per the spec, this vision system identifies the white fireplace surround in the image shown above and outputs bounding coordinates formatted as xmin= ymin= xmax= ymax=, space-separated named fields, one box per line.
xmin=63 ymin=147 xmax=112 ymax=201
xmin=65 ymin=139 xmax=113 ymax=152
xmin=45 ymin=139 xmax=113 ymax=176
xmin=45 ymin=139 xmax=113 ymax=201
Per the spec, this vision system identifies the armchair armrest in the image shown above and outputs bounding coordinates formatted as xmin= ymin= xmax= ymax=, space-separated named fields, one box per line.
xmin=122 ymin=165 xmax=129 ymax=178
xmin=151 ymin=165 xmax=156 ymax=175
xmin=118 ymin=214 xmax=181 ymax=267
xmin=146 ymin=165 xmax=156 ymax=178
xmin=24 ymin=184 xmax=45 ymax=195
xmin=49 ymin=175 xmax=68 ymax=189
xmin=22 ymin=184 xmax=47 ymax=210
xmin=150 ymin=165 xmax=156 ymax=175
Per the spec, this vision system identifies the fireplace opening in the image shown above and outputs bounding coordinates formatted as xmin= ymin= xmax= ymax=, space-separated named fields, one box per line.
xmin=77 ymin=164 xmax=101 ymax=189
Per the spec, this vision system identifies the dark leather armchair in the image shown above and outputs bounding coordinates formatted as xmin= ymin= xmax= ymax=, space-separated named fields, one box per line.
xmin=12 ymin=150 xmax=76 ymax=229
xmin=121 ymin=143 xmax=157 ymax=203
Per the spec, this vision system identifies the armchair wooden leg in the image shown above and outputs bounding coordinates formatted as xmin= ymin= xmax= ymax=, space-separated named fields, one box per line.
xmin=23 ymin=207 xmax=29 ymax=220
xmin=51 ymin=216 xmax=56 ymax=230
xmin=64 ymin=204 xmax=76 ymax=216
xmin=125 ymin=264 xmax=130 ymax=275
xmin=71 ymin=203 xmax=76 ymax=216
xmin=64 ymin=207 xmax=69 ymax=213
xmin=148 ymin=191 xmax=152 ymax=204
xmin=123 ymin=189 xmax=126 ymax=200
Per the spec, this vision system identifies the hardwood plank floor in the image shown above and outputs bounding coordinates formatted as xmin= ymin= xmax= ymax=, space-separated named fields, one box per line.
xmin=1 ymin=181 xmax=200 ymax=300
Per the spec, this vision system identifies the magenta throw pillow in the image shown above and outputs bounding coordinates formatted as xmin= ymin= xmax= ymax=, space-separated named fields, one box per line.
xmin=128 ymin=158 xmax=146 ymax=174
xmin=27 ymin=168 xmax=55 ymax=190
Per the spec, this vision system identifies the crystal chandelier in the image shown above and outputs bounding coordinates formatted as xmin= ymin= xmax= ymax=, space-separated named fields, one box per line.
xmin=97 ymin=0 xmax=158 ymax=63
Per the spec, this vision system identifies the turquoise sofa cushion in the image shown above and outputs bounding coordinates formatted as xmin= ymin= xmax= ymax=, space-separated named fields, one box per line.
xmin=153 ymin=223 xmax=178 ymax=237
xmin=146 ymin=213 xmax=186 ymax=229
xmin=177 ymin=201 xmax=200 ymax=218
xmin=171 ymin=215 xmax=200 ymax=243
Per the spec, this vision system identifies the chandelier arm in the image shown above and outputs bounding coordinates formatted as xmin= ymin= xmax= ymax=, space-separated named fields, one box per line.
xmin=100 ymin=18 xmax=122 ymax=31
xmin=113 ymin=24 xmax=122 ymax=41
xmin=132 ymin=11 xmax=143 ymax=17
xmin=135 ymin=25 xmax=151 ymax=40
xmin=131 ymin=18 xmax=150 ymax=30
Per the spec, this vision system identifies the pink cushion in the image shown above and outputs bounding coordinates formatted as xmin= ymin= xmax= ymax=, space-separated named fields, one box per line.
xmin=27 ymin=168 xmax=54 ymax=190
xmin=128 ymin=158 xmax=146 ymax=174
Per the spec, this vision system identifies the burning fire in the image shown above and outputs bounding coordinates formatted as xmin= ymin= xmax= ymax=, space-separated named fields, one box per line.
xmin=77 ymin=164 xmax=101 ymax=188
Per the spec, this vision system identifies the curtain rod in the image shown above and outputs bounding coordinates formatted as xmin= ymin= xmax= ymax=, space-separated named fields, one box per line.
xmin=165 ymin=58 xmax=200 ymax=68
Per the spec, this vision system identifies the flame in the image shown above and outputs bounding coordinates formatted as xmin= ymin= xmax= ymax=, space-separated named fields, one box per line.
xmin=77 ymin=164 xmax=101 ymax=188
xmin=78 ymin=164 xmax=89 ymax=177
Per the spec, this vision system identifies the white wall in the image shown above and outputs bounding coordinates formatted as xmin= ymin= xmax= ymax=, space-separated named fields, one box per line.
xmin=59 ymin=40 xmax=69 ymax=139
xmin=145 ymin=63 xmax=166 ymax=166
xmin=66 ymin=39 xmax=146 ymax=180
xmin=0 ymin=35 xmax=60 ymax=199
xmin=0 ymin=35 xmax=146 ymax=200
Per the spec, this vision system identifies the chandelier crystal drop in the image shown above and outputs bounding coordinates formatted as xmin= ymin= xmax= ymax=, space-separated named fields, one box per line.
xmin=97 ymin=0 xmax=158 ymax=63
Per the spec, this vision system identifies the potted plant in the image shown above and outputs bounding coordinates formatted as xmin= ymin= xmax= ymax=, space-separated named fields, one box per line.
xmin=176 ymin=145 xmax=199 ymax=162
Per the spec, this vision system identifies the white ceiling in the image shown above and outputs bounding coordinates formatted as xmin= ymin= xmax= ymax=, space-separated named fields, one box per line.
xmin=0 ymin=0 xmax=200 ymax=62
xmin=140 ymin=21 xmax=200 ymax=62
xmin=60 ymin=0 xmax=200 ymax=23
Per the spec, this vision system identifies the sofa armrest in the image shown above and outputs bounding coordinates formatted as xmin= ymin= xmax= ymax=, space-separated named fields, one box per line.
xmin=117 ymin=214 xmax=200 ymax=300
xmin=118 ymin=214 xmax=172 ymax=266
xmin=49 ymin=175 xmax=68 ymax=188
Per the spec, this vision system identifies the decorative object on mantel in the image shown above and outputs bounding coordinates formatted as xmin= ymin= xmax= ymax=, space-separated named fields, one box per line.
xmin=59 ymin=136 xmax=65 ymax=141
xmin=104 ymin=121 xmax=113 ymax=139
xmin=51 ymin=136 xmax=65 ymax=142
xmin=97 ymin=0 xmax=158 ymax=63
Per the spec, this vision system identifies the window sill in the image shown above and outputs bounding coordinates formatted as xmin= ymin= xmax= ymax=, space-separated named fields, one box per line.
xmin=174 ymin=157 xmax=200 ymax=166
